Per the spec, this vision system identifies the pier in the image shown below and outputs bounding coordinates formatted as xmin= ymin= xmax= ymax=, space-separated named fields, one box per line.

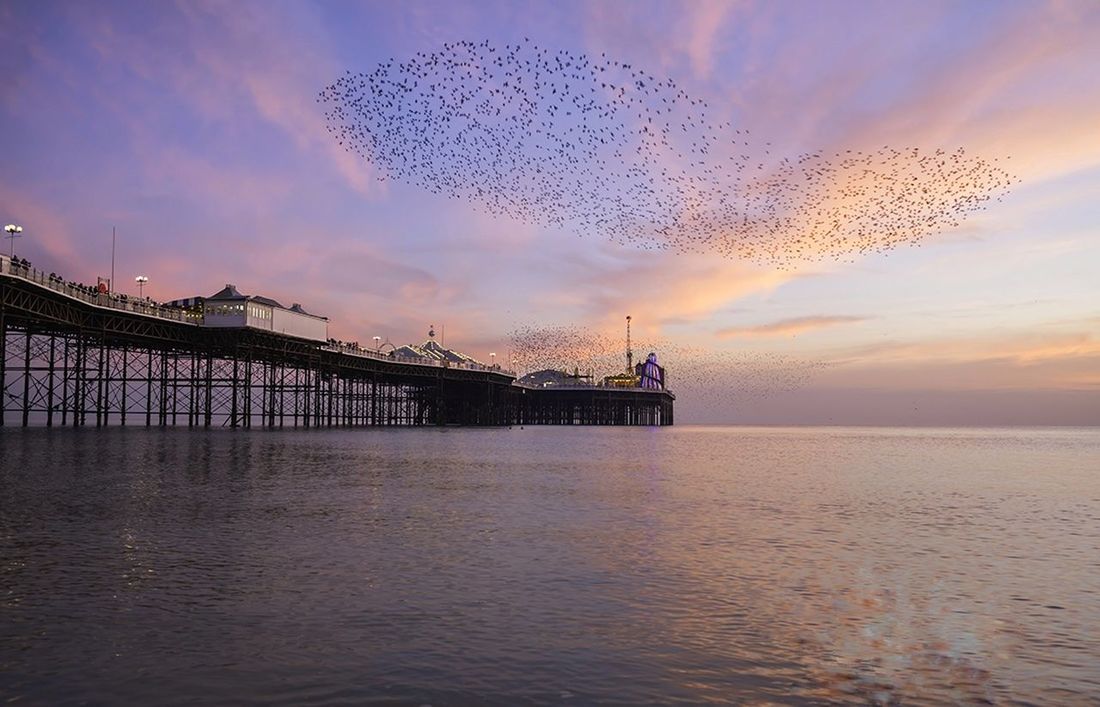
xmin=0 ymin=256 xmax=673 ymax=428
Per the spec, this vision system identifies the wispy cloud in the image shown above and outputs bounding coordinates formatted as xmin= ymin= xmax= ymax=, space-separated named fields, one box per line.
xmin=683 ymin=0 xmax=738 ymax=79
xmin=544 ymin=247 xmax=801 ymax=336
xmin=832 ymin=329 xmax=1100 ymax=367
xmin=717 ymin=315 xmax=867 ymax=338
xmin=77 ymin=0 xmax=379 ymax=198
xmin=810 ymin=325 xmax=1100 ymax=392
xmin=0 ymin=185 xmax=80 ymax=265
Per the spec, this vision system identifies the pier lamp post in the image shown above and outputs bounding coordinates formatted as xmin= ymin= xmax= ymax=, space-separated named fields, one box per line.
xmin=4 ymin=224 xmax=23 ymax=259
xmin=373 ymin=335 xmax=382 ymax=351
xmin=135 ymin=275 xmax=148 ymax=298
xmin=490 ymin=352 xmax=496 ymax=368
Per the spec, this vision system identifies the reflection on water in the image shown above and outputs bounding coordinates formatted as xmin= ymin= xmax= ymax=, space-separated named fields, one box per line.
xmin=1 ymin=426 xmax=1098 ymax=704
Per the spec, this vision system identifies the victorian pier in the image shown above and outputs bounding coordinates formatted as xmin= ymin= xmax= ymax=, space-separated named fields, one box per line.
xmin=0 ymin=255 xmax=673 ymax=428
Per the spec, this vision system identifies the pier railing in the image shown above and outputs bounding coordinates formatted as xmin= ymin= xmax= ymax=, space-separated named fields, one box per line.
xmin=0 ymin=255 xmax=197 ymax=324
xmin=2 ymin=254 xmax=667 ymax=393
xmin=2 ymin=254 xmax=516 ymax=376
xmin=511 ymin=380 xmax=674 ymax=395
xmin=321 ymin=340 xmax=515 ymax=376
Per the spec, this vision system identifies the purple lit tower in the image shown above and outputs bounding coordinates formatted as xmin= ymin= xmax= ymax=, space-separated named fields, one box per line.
xmin=637 ymin=352 xmax=664 ymax=390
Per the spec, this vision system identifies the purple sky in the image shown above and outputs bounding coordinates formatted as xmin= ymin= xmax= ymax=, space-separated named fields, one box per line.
xmin=2 ymin=0 xmax=1098 ymax=424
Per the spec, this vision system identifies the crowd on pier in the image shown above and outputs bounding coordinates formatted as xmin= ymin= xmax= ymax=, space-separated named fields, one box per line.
xmin=2 ymin=254 xmax=196 ymax=322
xmin=3 ymin=254 xmax=511 ymax=375
xmin=321 ymin=337 xmax=509 ymax=374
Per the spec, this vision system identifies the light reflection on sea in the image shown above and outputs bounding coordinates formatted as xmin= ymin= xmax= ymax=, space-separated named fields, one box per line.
xmin=1 ymin=426 xmax=1098 ymax=705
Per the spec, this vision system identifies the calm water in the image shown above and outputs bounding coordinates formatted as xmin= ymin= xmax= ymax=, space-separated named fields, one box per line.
xmin=1 ymin=426 xmax=1098 ymax=705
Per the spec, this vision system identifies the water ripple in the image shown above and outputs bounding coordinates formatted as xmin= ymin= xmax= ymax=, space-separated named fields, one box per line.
xmin=1 ymin=426 xmax=1098 ymax=704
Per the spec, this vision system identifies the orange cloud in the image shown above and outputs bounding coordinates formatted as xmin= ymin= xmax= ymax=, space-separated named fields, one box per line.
xmin=717 ymin=315 xmax=867 ymax=338
xmin=825 ymin=4 xmax=1100 ymax=184
xmin=834 ymin=329 xmax=1100 ymax=367
xmin=550 ymin=248 xmax=802 ymax=334
xmin=813 ymin=326 xmax=1100 ymax=391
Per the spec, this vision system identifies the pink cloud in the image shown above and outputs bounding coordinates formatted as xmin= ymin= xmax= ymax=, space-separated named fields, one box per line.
xmin=684 ymin=0 xmax=739 ymax=79
xmin=75 ymin=1 xmax=380 ymax=198
xmin=546 ymin=247 xmax=800 ymax=335
xmin=0 ymin=185 xmax=80 ymax=265
xmin=822 ymin=4 xmax=1100 ymax=183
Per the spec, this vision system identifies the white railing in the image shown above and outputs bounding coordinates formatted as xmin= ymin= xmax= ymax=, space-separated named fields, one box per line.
xmin=1 ymin=255 xmax=198 ymax=324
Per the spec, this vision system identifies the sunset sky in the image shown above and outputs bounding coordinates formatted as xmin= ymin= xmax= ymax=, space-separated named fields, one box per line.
xmin=2 ymin=0 xmax=1098 ymax=424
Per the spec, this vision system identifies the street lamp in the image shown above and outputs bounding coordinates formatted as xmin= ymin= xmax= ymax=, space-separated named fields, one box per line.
xmin=373 ymin=335 xmax=382 ymax=351
xmin=490 ymin=352 xmax=496 ymax=368
xmin=4 ymin=224 xmax=23 ymax=259
xmin=135 ymin=275 xmax=148 ymax=298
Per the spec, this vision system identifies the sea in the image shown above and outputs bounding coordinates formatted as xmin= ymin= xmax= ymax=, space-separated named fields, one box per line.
xmin=1 ymin=426 xmax=1098 ymax=705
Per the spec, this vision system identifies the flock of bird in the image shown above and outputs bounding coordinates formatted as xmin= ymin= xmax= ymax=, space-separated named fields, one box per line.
xmin=317 ymin=40 xmax=1019 ymax=411
xmin=507 ymin=324 xmax=831 ymax=405
xmin=319 ymin=39 xmax=1018 ymax=266
xmin=507 ymin=324 xmax=615 ymax=378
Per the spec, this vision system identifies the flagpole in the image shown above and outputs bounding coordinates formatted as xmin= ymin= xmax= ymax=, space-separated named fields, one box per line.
xmin=111 ymin=226 xmax=116 ymax=293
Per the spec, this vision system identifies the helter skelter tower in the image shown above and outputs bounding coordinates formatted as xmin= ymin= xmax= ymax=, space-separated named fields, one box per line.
xmin=638 ymin=353 xmax=665 ymax=390
xmin=625 ymin=314 xmax=664 ymax=390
